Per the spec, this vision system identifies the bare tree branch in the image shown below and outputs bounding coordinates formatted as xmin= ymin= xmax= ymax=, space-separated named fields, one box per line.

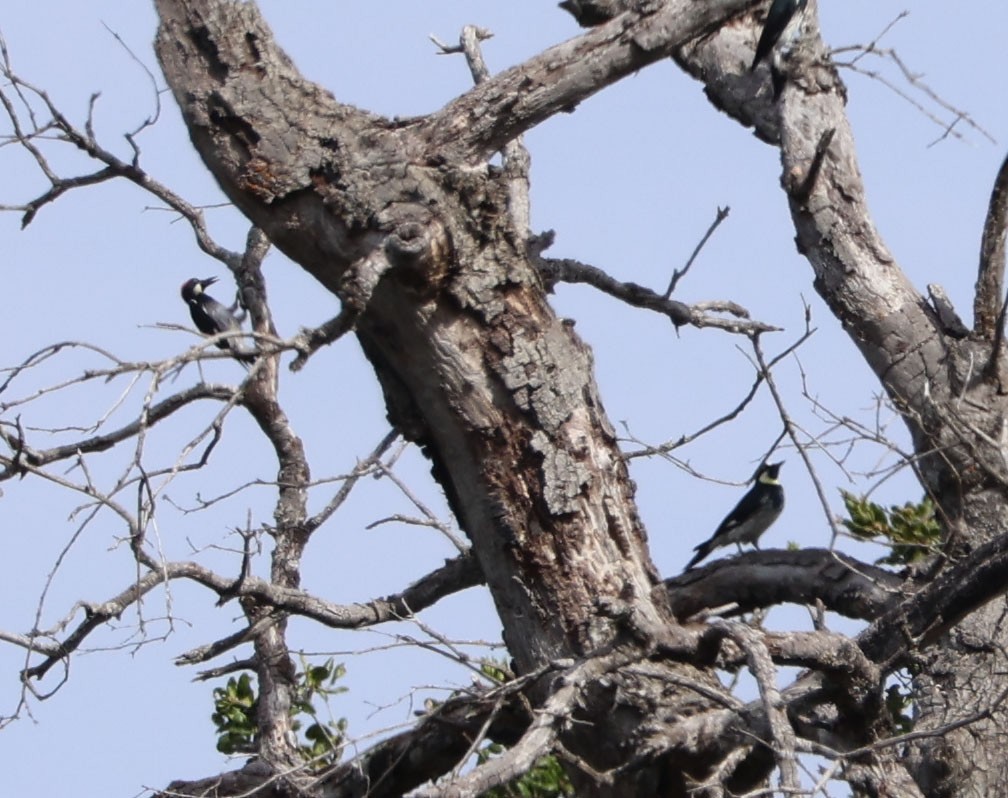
xmin=533 ymin=232 xmax=781 ymax=335
xmin=422 ymin=0 xmax=756 ymax=161
xmin=664 ymin=205 xmax=731 ymax=298
xmin=666 ymin=548 xmax=903 ymax=621
xmin=976 ymin=152 xmax=1008 ymax=342
xmin=0 ymin=383 xmax=234 ymax=478
xmin=714 ymin=621 xmax=800 ymax=792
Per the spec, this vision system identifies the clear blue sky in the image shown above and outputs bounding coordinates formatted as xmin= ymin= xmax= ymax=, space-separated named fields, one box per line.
xmin=1 ymin=2 xmax=1005 ymax=795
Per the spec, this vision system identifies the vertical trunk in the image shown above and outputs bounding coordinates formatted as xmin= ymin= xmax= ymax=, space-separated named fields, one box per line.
xmin=671 ymin=3 xmax=1008 ymax=795
xmin=150 ymin=1 xmax=1008 ymax=794
xmin=154 ymin=2 xmax=724 ymax=792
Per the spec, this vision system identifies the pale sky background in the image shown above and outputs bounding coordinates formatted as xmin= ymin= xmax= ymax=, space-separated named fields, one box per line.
xmin=1 ymin=2 xmax=1006 ymax=795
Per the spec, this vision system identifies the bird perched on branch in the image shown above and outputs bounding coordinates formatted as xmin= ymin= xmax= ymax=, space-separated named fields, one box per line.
xmin=180 ymin=276 xmax=255 ymax=363
xmin=685 ymin=461 xmax=784 ymax=571
xmin=750 ymin=0 xmax=808 ymax=97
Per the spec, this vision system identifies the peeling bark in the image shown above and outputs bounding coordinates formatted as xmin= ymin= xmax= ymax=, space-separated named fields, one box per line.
xmin=140 ymin=1 xmax=1008 ymax=795
xmin=153 ymin=1 xmax=729 ymax=794
xmin=673 ymin=1 xmax=1008 ymax=793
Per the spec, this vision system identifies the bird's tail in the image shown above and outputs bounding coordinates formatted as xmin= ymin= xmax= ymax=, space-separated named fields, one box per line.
xmin=215 ymin=338 xmax=258 ymax=367
xmin=235 ymin=346 xmax=257 ymax=365
xmin=684 ymin=544 xmax=711 ymax=572
xmin=233 ymin=347 xmax=257 ymax=368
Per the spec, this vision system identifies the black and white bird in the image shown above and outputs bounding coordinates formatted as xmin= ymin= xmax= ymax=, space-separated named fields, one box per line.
xmin=180 ymin=276 xmax=254 ymax=363
xmin=750 ymin=0 xmax=808 ymax=97
xmin=685 ymin=461 xmax=784 ymax=571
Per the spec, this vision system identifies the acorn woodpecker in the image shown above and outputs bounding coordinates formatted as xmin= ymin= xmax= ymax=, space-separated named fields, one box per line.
xmin=685 ymin=461 xmax=784 ymax=570
xmin=750 ymin=0 xmax=807 ymax=97
xmin=180 ymin=276 xmax=254 ymax=363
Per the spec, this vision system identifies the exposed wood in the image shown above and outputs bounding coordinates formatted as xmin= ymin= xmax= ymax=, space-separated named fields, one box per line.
xmin=152 ymin=2 xmax=737 ymax=794
xmin=975 ymin=151 xmax=1008 ymax=340
xmin=140 ymin=0 xmax=1008 ymax=795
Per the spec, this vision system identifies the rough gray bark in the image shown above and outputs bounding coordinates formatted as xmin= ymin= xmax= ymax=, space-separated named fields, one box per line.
xmin=153 ymin=2 xmax=744 ymax=795
xmin=665 ymin=1 xmax=1008 ymax=793
xmin=156 ymin=0 xmax=669 ymax=668
xmin=57 ymin=0 xmax=1008 ymax=795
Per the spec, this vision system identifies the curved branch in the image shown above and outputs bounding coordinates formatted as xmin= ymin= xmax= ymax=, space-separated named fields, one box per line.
xmin=160 ymin=676 xmax=533 ymax=798
xmin=153 ymin=527 xmax=1008 ymax=798
xmin=0 ymin=80 xmax=246 ymax=267
xmin=857 ymin=532 xmax=1008 ymax=671
xmin=0 ymin=384 xmax=235 ymax=478
xmin=21 ymin=552 xmax=482 ymax=684
xmin=22 ymin=567 xmax=171 ymax=681
xmin=978 ymin=157 xmax=1008 ymax=401
xmin=666 ymin=548 xmax=903 ymax=620
xmin=714 ymin=621 xmax=800 ymax=792
xmin=534 ymin=245 xmax=780 ymax=335
xmin=672 ymin=534 xmax=1008 ymax=675
xmin=674 ymin=1 xmax=999 ymax=515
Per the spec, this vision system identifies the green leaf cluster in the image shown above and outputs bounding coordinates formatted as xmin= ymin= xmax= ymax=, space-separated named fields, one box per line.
xmin=291 ymin=657 xmax=348 ymax=768
xmin=211 ymin=658 xmax=348 ymax=768
xmin=474 ymin=659 xmax=572 ymax=798
xmin=211 ymin=673 xmax=258 ymax=755
xmin=477 ymin=743 xmax=573 ymax=798
xmin=885 ymin=683 xmax=914 ymax=735
xmin=479 ymin=659 xmax=511 ymax=684
xmin=840 ymin=490 xmax=941 ymax=565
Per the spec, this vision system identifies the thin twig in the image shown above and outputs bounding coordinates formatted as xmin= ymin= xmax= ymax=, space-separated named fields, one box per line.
xmin=664 ymin=205 xmax=730 ymax=298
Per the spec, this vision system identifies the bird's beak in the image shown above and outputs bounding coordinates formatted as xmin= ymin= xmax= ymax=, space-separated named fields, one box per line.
xmin=202 ymin=276 xmax=219 ymax=288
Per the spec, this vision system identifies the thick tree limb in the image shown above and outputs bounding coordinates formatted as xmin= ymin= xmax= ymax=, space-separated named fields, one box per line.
xmin=978 ymin=153 xmax=1008 ymax=389
xmin=666 ymin=548 xmax=903 ymax=621
xmin=856 ymin=532 xmax=1008 ymax=671
xmin=159 ymin=672 xmax=536 ymax=798
xmin=154 ymin=525 xmax=1008 ymax=798
xmin=675 ymin=10 xmax=1008 ymax=787
xmin=154 ymin=0 xmax=675 ymax=676
xmin=422 ymin=0 xmax=758 ymax=162
xmin=144 ymin=0 xmax=1008 ymax=794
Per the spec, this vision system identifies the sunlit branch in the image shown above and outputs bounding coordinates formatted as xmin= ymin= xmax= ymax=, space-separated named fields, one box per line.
xmin=532 ymin=231 xmax=780 ymax=335
xmin=422 ymin=0 xmax=755 ymax=161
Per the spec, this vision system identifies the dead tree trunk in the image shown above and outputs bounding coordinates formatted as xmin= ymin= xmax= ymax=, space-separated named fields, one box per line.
xmin=154 ymin=1 xmax=746 ymax=795
xmin=666 ymin=1 xmax=1008 ymax=794
xmin=149 ymin=0 xmax=1008 ymax=795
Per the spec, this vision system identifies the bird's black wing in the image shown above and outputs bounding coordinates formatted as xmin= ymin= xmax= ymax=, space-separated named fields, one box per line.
xmin=190 ymin=296 xmax=256 ymax=363
xmin=685 ymin=483 xmax=771 ymax=570
xmin=750 ymin=0 xmax=796 ymax=70
xmin=712 ymin=486 xmax=763 ymax=536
